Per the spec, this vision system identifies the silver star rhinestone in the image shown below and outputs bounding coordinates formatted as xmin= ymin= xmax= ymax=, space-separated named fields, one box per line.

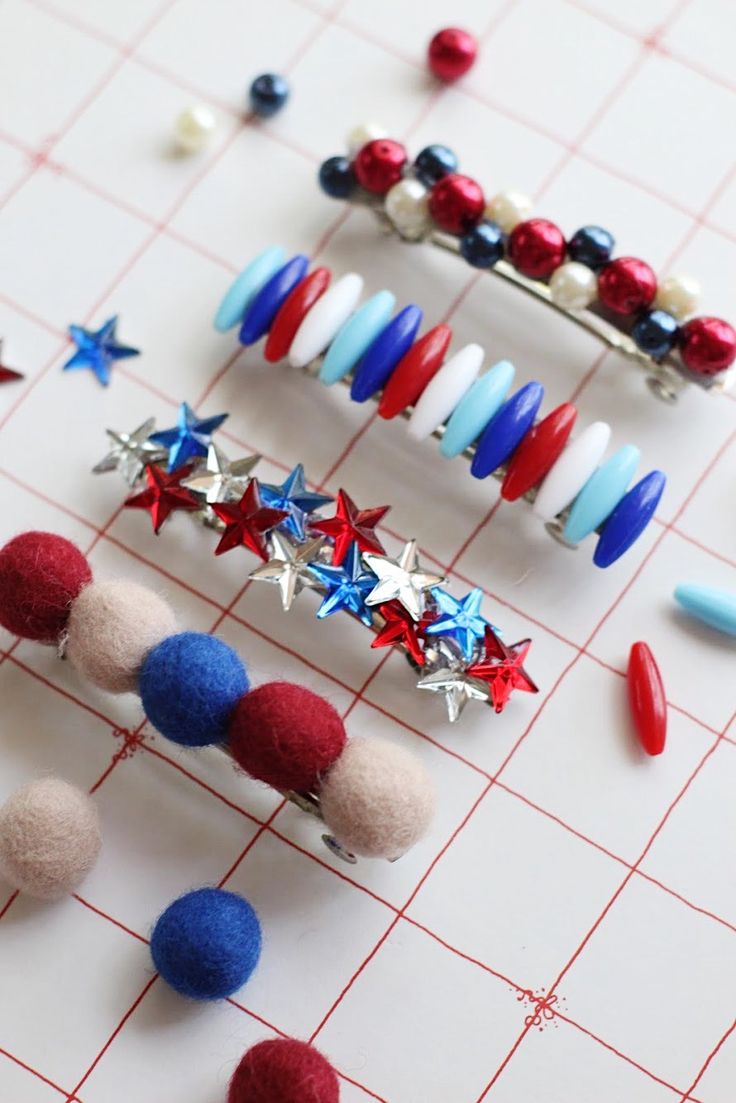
xmin=249 ymin=532 xmax=325 ymax=611
xmin=363 ymin=539 xmax=445 ymax=621
xmin=416 ymin=664 xmax=491 ymax=723
xmin=92 ymin=418 xmax=168 ymax=485
xmin=181 ymin=443 xmax=260 ymax=504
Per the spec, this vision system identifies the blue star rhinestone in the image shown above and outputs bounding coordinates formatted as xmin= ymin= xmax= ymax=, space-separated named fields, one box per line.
xmin=149 ymin=402 xmax=228 ymax=471
xmin=308 ymin=541 xmax=377 ymax=627
xmin=424 ymin=587 xmax=490 ymax=661
xmin=63 ymin=316 xmax=139 ymax=386
xmin=260 ymin=464 xmax=333 ymax=540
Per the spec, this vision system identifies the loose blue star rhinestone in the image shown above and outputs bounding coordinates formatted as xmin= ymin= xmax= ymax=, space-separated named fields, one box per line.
xmin=260 ymin=464 xmax=333 ymax=540
xmin=149 ymin=402 xmax=228 ymax=471
xmin=63 ymin=316 xmax=139 ymax=386
xmin=424 ymin=587 xmax=490 ymax=661
xmin=308 ymin=541 xmax=377 ymax=627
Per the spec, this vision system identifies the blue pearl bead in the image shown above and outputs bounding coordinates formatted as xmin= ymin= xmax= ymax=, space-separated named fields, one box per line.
xmin=593 ymin=471 xmax=666 ymax=568
xmin=470 ymin=382 xmax=544 ymax=479
xmin=460 ymin=222 xmax=504 ymax=269
xmin=239 ymin=254 xmax=309 ymax=345
xmin=631 ymin=309 xmax=679 ymax=360
xmin=319 ymin=156 xmax=357 ymax=199
xmin=414 ymin=145 xmax=458 ymax=186
xmin=350 ymin=305 xmax=423 ymax=402
xmin=568 ymin=225 xmax=615 ymax=269
xmin=249 ymin=73 xmax=289 ymax=117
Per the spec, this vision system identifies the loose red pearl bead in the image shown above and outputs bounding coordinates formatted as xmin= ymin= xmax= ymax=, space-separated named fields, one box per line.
xmin=427 ymin=27 xmax=478 ymax=82
xmin=597 ymin=257 xmax=657 ymax=315
xmin=679 ymin=316 xmax=736 ymax=376
xmin=353 ymin=139 xmax=407 ymax=195
xmin=428 ymin=173 xmax=485 ymax=234
xmin=507 ymin=219 xmax=566 ymax=280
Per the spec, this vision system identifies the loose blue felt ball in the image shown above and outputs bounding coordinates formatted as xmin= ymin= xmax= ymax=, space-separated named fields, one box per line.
xmin=632 ymin=309 xmax=679 ymax=359
xmin=249 ymin=73 xmax=289 ymax=117
xmin=319 ymin=155 xmax=357 ymax=199
xmin=151 ymin=888 xmax=262 ymax=1000
xmin=567 ymin=225 xmax=615 ymax=269
xmin=414 ymin=144 xmax=458 ymax=186
xmin=460 ymin=221 xmax=504 ymax=268
xmin=139 ymin=631 xmax=249 ymax=747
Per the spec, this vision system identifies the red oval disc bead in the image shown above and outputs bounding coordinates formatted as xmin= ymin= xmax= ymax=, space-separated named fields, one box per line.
xmin=597 ymin=256 xmax=657 ymax=315
xmin=264 ymin=267 xmax=331 ymax=362
xmin=507 ymin=219 xmax=566 ymax=280
xmin=627 ymin=641 xmax=667 ymax=756
xmin=353 ymin=139 xmax=407 ymax=195
xmin=501 ymin=402 xmax=578 ymax=502
xmin=429 ymin=173 xmax=485 ymax=234
xmin=427 ymin=27 xmax=478 ymax=82
xmin=378 ymin=324 xmax=453 ymax=419
xmin=679 ymin=316 xmax=736 ymax=376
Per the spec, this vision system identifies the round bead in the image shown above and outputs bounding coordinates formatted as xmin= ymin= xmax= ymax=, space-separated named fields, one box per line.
xmin=507 ymin=219 xmax=566 ymax=280
xmin=655 ymin=273 xmax=701 ymax=321
xmin=631 ymin=309 xmax=679 ymax=360
xmin=460 ymin=221 xmax=504 ymax=268
xmin=429 ymin=173 xmax=485 ymax=234
xmin=228 ymin=1038 xmax=339 ymax=1103
xmin=0 ymin=531 xmax=92 ymax=642
xmin=414 ymin=144 xmax=458 ymax=186
xmin=427 ymin=27 xmax=478 ymax=81
xmin=248 ymin=73 xmax=289 ymax=117
xmin=385 ymin=178 xmax=431 ymax=240
xmin=679 ymin=316 xmax=736 ymax=376
xmin=174 ymin=105 xmax=215 ymax=153
xmin=346 ymin=121 xmax=388 ymax=157
xmin=549 ymin=261 xmax=598 ymax=311
xmin=567 ymin=225 xmax=615 ymax=269
xmin=597 ymin=257 xmax=657 ymax=315
xmin=485 ymin=189 xmax=533 ymax=233
xmin=318 ymin=155 xmax=357 ymax=199
xmin=353 ymin=139 xmax=407 ymax=195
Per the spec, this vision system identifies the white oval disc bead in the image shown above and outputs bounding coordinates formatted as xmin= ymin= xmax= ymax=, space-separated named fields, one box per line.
xmin=346 ymin=122 xmax=388 ymax=156
xmin=174 ymin=105 xmax=216 ymax=152
xmin=655 ymin=273 xmax=701 ymax=321
xmin=549 ymin=261 xmax=597 ymax=312
xmin=385 ymin=178 xmax=431 ymax=241
xmin=288 ymin=273 xmax=364 ymax=369
xmin=533 ymin=421 xmax=611 ymax=521
xmin=485 ymin=189 xmax=533 ymax=233
xmin=407 ymin=344 xmax=484 ymax=441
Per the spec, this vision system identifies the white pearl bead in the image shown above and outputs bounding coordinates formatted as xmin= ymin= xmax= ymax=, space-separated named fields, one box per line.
xmin=549 ymin=262 xmax=598 ymax=312
xmin=174 ymin=105 xmax=216 ymax=153
xmin=655 ymin=273 xmax=701 ymax=321
xmin=346 ymin=122 xmax=388 ymax=157
xmin=485 ymin=189 xmax=533 ymax=233
xmin=385 ymin=178 xmax=431 ymax=241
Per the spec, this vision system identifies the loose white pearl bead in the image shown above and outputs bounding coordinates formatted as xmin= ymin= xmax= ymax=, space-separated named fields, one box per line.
xmin=385 ymin=178 xmax=431 ymax=241
xmin=485 ymin=189 xmax=533 ymax=233
xmin=549 ymin=261 xmax=597 ymax=312
xmin=655 ymin=273 xmax=701 ymax=321
xmin=174 ymin=105 xmax=216 ymax=153
xmin=346 ymin=122 xmax=388 ymax=157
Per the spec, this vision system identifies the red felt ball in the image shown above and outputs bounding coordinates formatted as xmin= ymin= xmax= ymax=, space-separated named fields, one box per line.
xmin=429 ymin=173 xmax=485 ymax=234
xmin=428 ymin=27 xmax=478 ymax=82
xmin=597 ymin=256 xmax=657 ymax=315
xmin=353 ymin=139 xmax=407 ymax=195
xmin=229 ymin=1038 xmax=339 ymax=1103
xmin=507 ymin=218 xmax=566 ymax=280
xmin=679 ymin=316 xmax=736 ymax=376
xmin=0 ymin=531 xmax=92 ymax=642
xmin=227 ymin=682 xmax=347 ymax=793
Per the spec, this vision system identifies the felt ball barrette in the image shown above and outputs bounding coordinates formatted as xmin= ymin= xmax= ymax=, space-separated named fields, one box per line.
xmin=316 ymin=130 xmax=736 ymax=404
xmin=213 ymin=252 xmax=666 ymax=569
xmin=93 ymin=407 xmax=540 ymax=722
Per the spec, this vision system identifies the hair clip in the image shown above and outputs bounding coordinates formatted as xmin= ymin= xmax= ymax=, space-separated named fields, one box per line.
xmin=316 ymin=132 xmax=736 ymax=404
xmin=213 ymin=253 xmax=666 ymax=568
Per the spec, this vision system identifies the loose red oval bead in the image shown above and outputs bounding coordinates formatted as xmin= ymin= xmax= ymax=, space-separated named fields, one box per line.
xmin=679 ymin=316 xmax=736 ymax=376
xmin=429 ymin=173 xmax=485 ymax=234
xmin=597 ymin=257 xmax=657 ymax=315
xmin=427 ymin=27 xmax=478 ymax=82
xmin=264 ymin=267 xmax=331 ymax=363
xmin=627 ymin=641 xmax=667 ymax=756
xmin=501 ymin=403 xmax=578 ymax=501
xmin=378 ymin=324 xmax=453 ymax=419
xmin=507 ymin=218 xmax=566 ymax=280
xmin=353 ymin=139 xmax=407 ymax=195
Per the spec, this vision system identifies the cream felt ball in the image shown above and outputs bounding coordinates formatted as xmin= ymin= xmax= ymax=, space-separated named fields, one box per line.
xmin=0 ymin=778 xmax=101 ymax=900
xmin=319 ymin=738 xmax=434 ymax=859
xmin=66 ymin=579 xmax=177 ymax=694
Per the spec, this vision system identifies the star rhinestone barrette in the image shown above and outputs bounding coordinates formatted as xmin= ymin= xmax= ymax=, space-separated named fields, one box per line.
xmin=315 ymin=128 xmax=736 ymax=404
xmin=93 ymin=404 xmax=538 ymax=723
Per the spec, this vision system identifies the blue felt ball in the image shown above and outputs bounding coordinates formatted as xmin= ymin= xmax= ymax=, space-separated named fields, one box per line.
xmin=319 ymin=155 xmax=357 ymax=199
xmin=460 ymin=222 xmax=504 ymax=268
xmin=567 ymin=225 xmax=615 ymax=269
xmin=249 ymin=73 xmax=289 ymax=117
xmin=151 ymin=887 xmax=262 ymax=1000
xmin=139 ymin=631 xmax=248 ymax=747
xmin=414 ymin=144 xmax=458 ymax=186
xmin=632 ymin=309 xmax=679 ymax=359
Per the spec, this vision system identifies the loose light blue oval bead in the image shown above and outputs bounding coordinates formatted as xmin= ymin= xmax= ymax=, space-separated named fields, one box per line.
xmin=440 ymin=360 xmax=515 ymax=458
xmin=563 ymin=444 xmax=640 ymax=545
xmin=239 ymin=254 xmax=309 ymax=345
xmin=319 ymin=290 xmax=396 ymax=385
xmin=593 ymin=470 xmax=666 ymax=568
xmin=470 ymin=381 xmax=544 ymax=479
xmin=674 ymin=584 xmax=736 ymax=637
xmin=214 ymin=246 xmax=286 ymax=333
xmin=350 ymin=304 xmax=423 ymax=402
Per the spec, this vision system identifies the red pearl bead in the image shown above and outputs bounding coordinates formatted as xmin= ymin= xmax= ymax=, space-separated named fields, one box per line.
xmin=597 ymin=257 xmax=656 ymax=315
xmin=507 ymin=219 xmax=566 ymax=280
xmin=679 ymin=316 xmax=736 ymax=376
xmin=429 ymin=173 xmax=485 ymax=234
xmin=427 ymin=27 xmax=478 ymax=82
xmin=353 ymin=139 xmax=407 ymax=195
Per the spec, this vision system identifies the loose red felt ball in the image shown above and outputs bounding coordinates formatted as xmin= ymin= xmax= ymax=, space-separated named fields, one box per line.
xmin=428 ymin=27 xmax=478 ymax=82
xmin=0 ymin=531 xmax=92 ymax=642
xmin=353 ymin=139 xmax=407 ymax=195
xmin=679 ymin=316 xmax=736 ymax=376
xmin=507 ymin=218 xmax=566 ymax=280
xmin=428 ymin=173 xmax=485 ymax=234
xmin=228 ymin=1038 xmax=340 ymax=1103
xmin=597 ymin=256 xmax=657 ymax=315
xmin=227 ymin=682 xmax=347 ymax=793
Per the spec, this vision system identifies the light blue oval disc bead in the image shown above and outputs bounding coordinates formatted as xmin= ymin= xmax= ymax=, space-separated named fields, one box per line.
xmin=674 ymin=584 xmax=736 ymax=637
xmin=440 ymin=360 xmax=515 ymax=458
xmin=563 ymin=444 xmax=640 ymax=545
xmin=350 ymin=304 xmax=423 ymax=402
xmin=470 ymin=381 xmax=544 ymax=479
xmin=239 ymin=254 xmax=309 ymax=345
xmin=214 ymin=245 xmax=286 ymax=333
xmin=593 ymin=470 xmax=666 ymax=568
xmin=319 ymin=290 xmax=395 ymax=385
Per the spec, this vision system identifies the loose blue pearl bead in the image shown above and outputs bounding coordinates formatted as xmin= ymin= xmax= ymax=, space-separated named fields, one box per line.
xmin=350 ymin=305 xmax=423 ymax=402
xmin=414 ymin=144 xmax=458 ymax=186
xmin=319 ymin=156 xmax=357 ymax=199
xmin=593 ymin=470 xmax=666 ymax=568
xmin=470 ymin=381 xmax=544 ymax=479
xmin=568 ymin=225 xmax=615 ymax=269
xmin=460 ymin=222 xmax=504 ymax=269
xmin=631 ymin=309 xmax=679 ymax=360
xmin=239 ymin=254 xmax=309 ymax=345
xmin=249 ymin=73 xmax=289 ymax=117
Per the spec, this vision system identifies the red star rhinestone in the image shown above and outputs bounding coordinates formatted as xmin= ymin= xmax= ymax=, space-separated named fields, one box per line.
xmin=466 ymin=627 xmax=538 ymax=714
xmin=124 ymin=463 xmax=199 ymax=534
xmin=0 ymin=341 xmax=23 ymax=384
xmin=371 ymin=601 xmax=436 ymax=666
xmin=212 ymin=479 xmax=288 ymax=559
xmin=310 ymin=489 xmax=389 ymax=565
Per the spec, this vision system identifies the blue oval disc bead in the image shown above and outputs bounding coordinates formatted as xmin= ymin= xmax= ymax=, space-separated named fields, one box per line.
xmin=593 ymin=470 xmax=666 ymax=568
xmin=414 ymin=144 xmax=458 ymax=186
xmin=631 ymin=309 xmax=679 ymax=360
xmin=470 ymin=381 xmax=544 ymax=479
xmin=320 ymin=290 xmax=396 ymax=385
xmin=214 ymin=246 xmax=286 ymax=333
xmin=568 ymin=225 xmax=615 ymax=269
xmin=239 ymin=254 xmax=309 ymax=345
xmin=674 ymin=584 xmax=736 ymax=637
xmin=441 ymin=360 xmax=515 ymax=458
xmin=460 ymin=222 xmax=504 ymax=269
xmin=563 ymin=444 xmax=640 ymax=545
xmin=319 ymin=156 xmax=357 ymax=199
xmin=350 ymin=304 xmax=423 ymax=402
